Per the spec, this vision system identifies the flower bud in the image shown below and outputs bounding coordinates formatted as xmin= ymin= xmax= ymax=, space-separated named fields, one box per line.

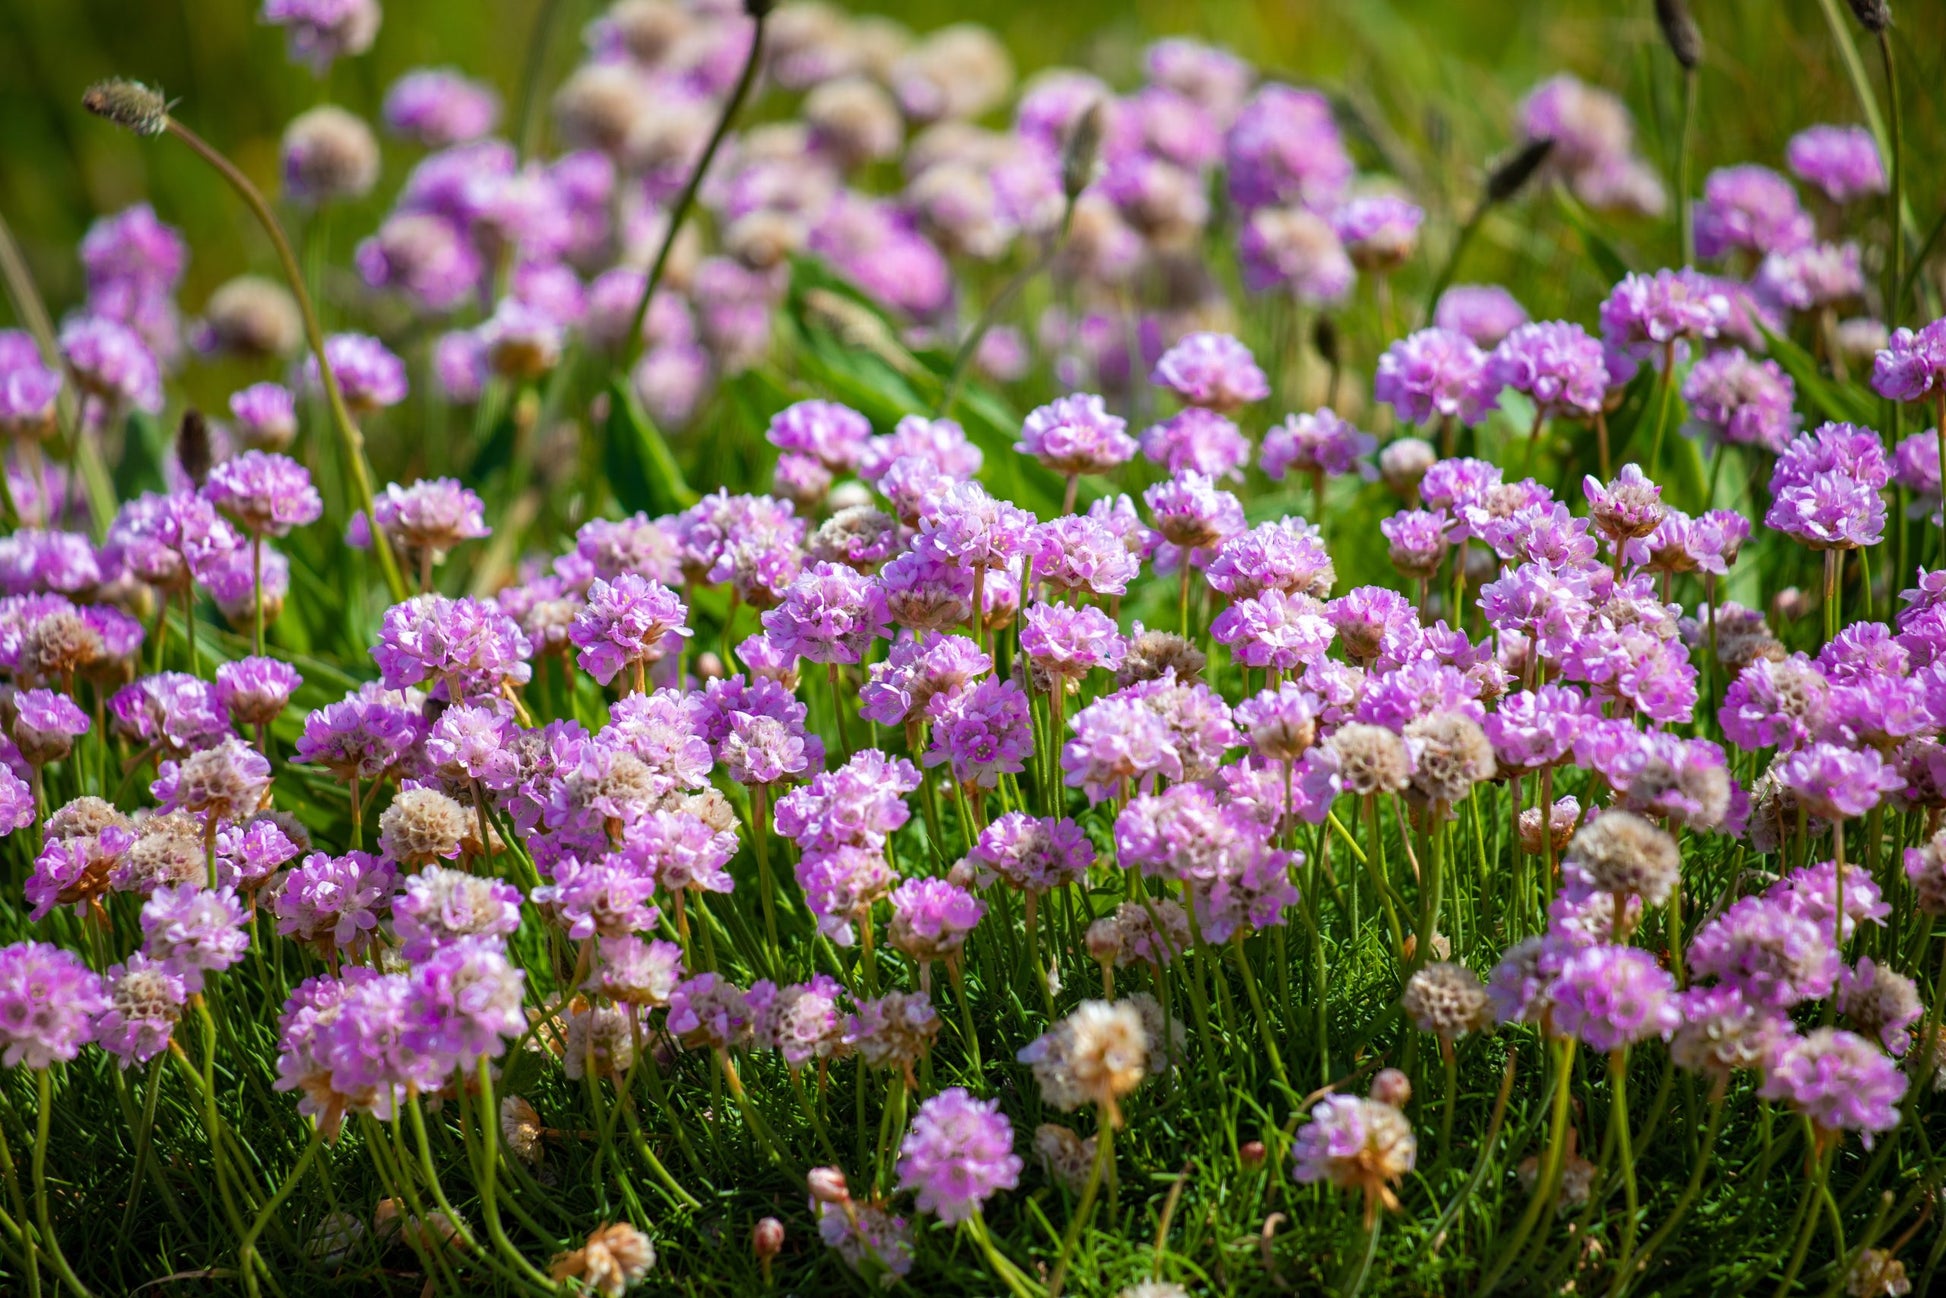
xmin=1061 ymin=101 xmax=1105 ymax=203
xmin=1846 ymin=0 xmax=1891 ymax=32
xmin=1238 ymin=1140 xmax=1267 ymax=1169
xmin=1371 ymin=1067 xmax=1413 ymax=1108
xmin=806 ymin=1166 xmax=850 ymax=1205
xmin=1655 ymin=0 xmax=1703 ymax=68
xmin=752 ymin=1217 xmax=784 ymax=1257
xmin=82 ymin=79 xmax=169 ymax=136
xmin=1485 ymin=138 xmax=1554 ymax=206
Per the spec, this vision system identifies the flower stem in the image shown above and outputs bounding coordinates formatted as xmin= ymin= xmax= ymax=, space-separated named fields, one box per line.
xmin=160 ymin=117 xmax=407 ymax=603
xmin=1609 ymin=1049 xmax=1641 ymax=1268
xmin=1478 ymin=1037 xmax=1577 ymax=1295
xmin=1232 ymin=931 xmax=1290 ymax=1090
xmin=31 ymin=1070 xmax=91 ymax=1298
xmin=1047 ymin=1107 xmax=1114 ymax=1298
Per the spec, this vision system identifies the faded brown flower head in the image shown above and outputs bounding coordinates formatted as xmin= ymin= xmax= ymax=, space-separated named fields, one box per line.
xmin=1116 ymin=629 xmax=1206 ymax=688
xmin=1019 ymin=998 xmax=1149 ymax=1123
xmin=551 ymin=1223 xmax=656 ymax=1297
xmin=123 ymin=811 xmax=209 ymax=893
xmin=1404 ymin=711 xmax=1495 ymax=811
xmin=1033 ymin=1123 xmax=1097 ymax=1193
xmin=281 ymin=106 xmax=380 ymax=205
xmin=564 ymin=1004 xmax=636 ymax=1081
xmin=377 ymin=787 xmax=471 ymax=867
xmin=1327 ymin=722 xmax=1413 ymax=797
xmin=200 ymin=276 xmax=304 ymax=359
xmin=19 ymin=610 xmax=104 ymax=684
xmin=1846 ymin=1248 xmax=1911 ymax=1298
xmin=1517 ymin=796 xmax=1580 ymax=856
xmin=1369 ymin=1067 xmax=1412 ymax=1109
xmin=1402 ymin=962 xmax=1493 ymax=1040
xmin=1565 ymin=810 xmax=1681 ymax=906
xmin=46 ymin=796 xmax=130 ymax=844
xmin=500 ymin=1095 xmax=544 ymax=1165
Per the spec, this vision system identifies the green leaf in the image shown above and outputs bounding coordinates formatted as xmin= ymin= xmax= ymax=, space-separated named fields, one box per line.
xmin=601 ymin=376 xmax=699 ymax=516
xmin=111 ymin=410 xmax=170 ymax=500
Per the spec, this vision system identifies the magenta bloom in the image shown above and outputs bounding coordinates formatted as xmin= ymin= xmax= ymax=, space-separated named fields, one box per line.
xmin=776 ymin=750 xmax=919 ymax=855
xmin=1150 ymin=332 xmax=1269 ymax=411
xmin=141 ymin=884 xmax=250 ymax=993
xmin=1031 ymin=515 xmax=1144 ymax=598
xmin=60 ymin=315 xmax=162 ymax=413
xmin=970 ymin=812 xmax=1093 ymax=891
xmin=1435 ymin=285 xmax=1529 ymax=348
xmin=0 ymin=941 xmax=108 ymax=1068
xmin=203 ymin=451 xmax=323 ymax=537
xmin=1212 ymin=589 xmax=1334 ymax=671
xmin=761 ymin=562 xmax=890 ymax=666
xmin=263 ymin=0 xmax=380 ymax=73
xmin=358 ymin=477 xmax=490 ymax=566
xmin=1776 ymin=742 xmax=1902 ymax=821
xmin=1207 ymin=519 xmax=1335 ymax=600
xmin=1063 ymin=693 xmax=1185 ymax=802
xmin=375 ymin=594 xmax=533 ymax=701
xmin=215 ymin=657 xmax=303 ymax=728
xmin=1599 ymin=269 xmax=1729 ymax=361
xmin=1017 ymin=393 xmax=1137 ymax=476
xmin=926 ymin=678 xmax=1033 ymax=789
xmin=1139 ymin=408 xmax=1251 ymax=481
xmin=1332 ymin=195 xmax=1423 ymax=270
xmin=1694 ymin=165 xmax=1813 ymax=260
xmin=1683 ymin=349 xmax=1798 ymax=453
xmin=1144 ymin=472 xmax=1246 ymax=550
xmin=1260 ymin=409 xmax=1375 ymax=481
xmin=887 ymin=878 xmax=985 ymax=965
xmin=1786 ymin=125 xmax=1885 ymax=203
xmin=1225 ymin=84 xmax=1353 ymax=211
xmin=1547 ymin=944 xmax=1681 ymax=1052
xmin=1374 ymin=328 xmax=1496 ymax=427
xmin=768 ymin=400 xmax=873 ymax=474
xmin=1688 ymin=895 xmax=1839 ymax=1009
xmin=1020 ymin=602 xmax=1125 ymax=680
xmin=1291 ymin=1093 xmax=1416 ymax=1187
xmin=861 ymin=633 xmax=991 ymax=728
xmin=273 ymin=851 xmax=397 ymax=956
xmin=1760 ymin=1028 xmax=1906 ymax=1144
xmin=302 ymin=333 xmax=407 ymax=412
xmin=1488 ymin=321 xmax=1608 ymax=419
xmin=383 ymin=67 xmax=500 ymax=147
xmin=94 ymin=953 xmax=187 ymax=1067
xmin=1873 ymin=319 xmax=1946 ymax=404
xmin=896 ymin=1088 xmax=1022 ymax=1223
xmin=569 ymin=574 xmax=690 ymax=686
xmin=12 ymin=688 xmax=90 ymax=766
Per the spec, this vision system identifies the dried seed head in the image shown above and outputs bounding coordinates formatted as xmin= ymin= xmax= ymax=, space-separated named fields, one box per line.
xmin=1485 ymin=138 xmax=1554 ymax=205
xmin=1845 ymin=1248 xmax=1909 ymax=1298
xmin=500 ymin=1095 xmax=544 ymax=1165
xmin=176 ymin=410 xmax=213 ymax=488
xmin=377 ymin=787 xmax=471 ymax=866
xmin=1313 ymin=314 xmax=1340 ymax=368
xmin=1845 ymin=0 xmax=1891 ymax=33
xmin=200 ymin=276 xmax=304 ymax=359
xmin=1328 ymin=722 xmax=1414 ymax=798
xmin=1402 ymin=962 xmax=1494 ymax=1040
xmin=1033 ymin=1123 xmax=1096 ymax=1191
xmin=1403 ymin=711 xmax=1495 ymax=811
xmin=550 ymin=1223 xmax=656 ymax=1297
xmin=1115 ymin=630 xmax=1206 ymax=687
xmin=82 ymin=79 xmax=169 ymax=136
xmin=1565 ymin=809 xmax=1681 ymax=906
xmin=1655 ymin=0 xmax=1704 ymax=69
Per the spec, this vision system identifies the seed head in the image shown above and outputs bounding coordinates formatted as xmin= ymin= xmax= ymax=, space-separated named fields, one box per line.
xmin=82 ymin=80 xmax=170 ymax=136
xmin=1845 ymin=0 xmax=1891 ymax=34
xmin=1655 ymin=0 xmax=1704 ymax=69
xmin=1402 ymin=962 xmax=1494 ymax=1040
xmin=1565 ymin=809 xmax=1681 ymax=906
xmin=1485 ymin=138 xmax=1554 ymax=205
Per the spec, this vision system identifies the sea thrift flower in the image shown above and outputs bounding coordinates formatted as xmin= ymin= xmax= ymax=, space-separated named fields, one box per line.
xmin=1017 ymin=393 xmax=1137 ymax=477
xmin=1374 ymin=328 xmax=1496 ymax=427
xmin=568 ymin=574 xmax=690 ymax=687
xmin=141 ymin=884 xmax=250 ymax=992
xmin=263 ymin=0 xmax=380 ymax=74
xmin=150 ymin=737 xmax=272 ymax=826
xmin=94 ymin=953 xmax=187 ymax=1067
xmin=11 ymin=689 xmax=90 ymax=766
xmin=1694 ymin=165 xmax=1813 ymax=260
xmin=1548 ymin=944 xmax=1681 ymax=1051
xmin=0 ymin=941 xmax=108 ymax=1067
xmin=1139 ymin=408 xmax=1251 ymax=481
xmin=768 ymin=400 xmax=873 ymax=474
xmin=927 ymin=678 xmax=1033 ymax=789
xmin=887 ymin=878 xmax=984 ymax=969
xmin=969 ymin=813 xmax=1094 ymax=891
xmin=1584 ymin=464 xmax=1665 ymax=544
xmin=1683 ymin=349 xmax=1798 ymax=452
xmin=273 ymin=851 xmax=396 ymax=957
xmin=1212 ymin=589 xmax=1334 ymax=671
xmin=896 ymin=1088 xmax=1022 ymax=1223
xmin=302 ymin=333 xmax=407 ymax=413
xmin=383 ymin=68 xmax=500 ymax=147
xmin=1760 ymin=1028 xmax=1906 ymax=1144
xmin=1599 ymin=269 xmax=1728 ymax=361
xmin=846 ymin=992 xmax=940 ymax=1080
xmin=1333 ymin=195 xmax=1423 ymax=271
xmin=1018 ymin=999 xmax=1149 ymax=1121
xmin=1020 ymin=602 xmax=1125 ymax=681
xmin=1291 ymin=1094 xmax=1417 ymax=1224
xmin=1150 ymin=332 xmax=1269 ymax=411
xmin=1435 ymin=285 xmax=1529 ymax=348
xmin=1776 ymin=742 xmax=1902 ymax=821
xmin=1688 ymin=895 xmax=1840 ymax=1009
xmin=1872 ymin=320 xmax=1946 ymax=404
xmin=1786 ymin=125 xmax=1885 ymax=203
xmin=215 ymin=657 xmax=302 ymax=728
xmin=1669 ymin=985 xmax=1789 ymax=1081
xmin=762 ymin=562 xmax=890 ymax=666
xmin=1489 ymin=321 xmax=1608 ymax=418
xmin=1260 ymin=409 xmax=1375 ymax=482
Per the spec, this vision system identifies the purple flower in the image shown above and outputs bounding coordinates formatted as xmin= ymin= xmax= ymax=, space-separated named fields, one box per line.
xmin=719 ymin=711 xmax=821 ymax=787
xmin=273 ymin=850 xmax=396 ymax=956
xmin=0 ymin=771 xmax=32 ymax=833
xmin=1599 ymin=269 xmax=1729 ymax=360
xmin=533 ymin=858 xmax=660 ymax=941
xmin=926 ymin=678 xmax=1033 ymax=789
xmin=358 ymin=477 xmax=491 ymax=569
xmin=215 ymin=657 xmax=302 ymax=728
xmin=861 ymin=633 xmax=991 ymax=728
xmin=302 ymin=332 xmax=407 ymax=413
xmin=1139 ymin=407 xmax=1251 ymax=481
xmin=59 ymin=315 xmax=162 ymax=413
xmin=150 ymin=736 xmax=273 ymax=826
xmin=797 ymin=846 xmax=897 ymax=946
xmin=1694 ymin=165 xmax=1813 ymax=259
xmin=1225 ymin=84 xmax=1353 ymax=211
xmin=775 ymin=751 xmax=919 ymax=855
xmin=0 ymin=941 xmax=108 ymax=1068
xmin=768 ymin=400 xmax=873 ymax=474
xmin=202 ymin=451 xmax=322 ymax=537
xmin=1374 ymin=328 xmax=1496 ymax=427
xmin=1150 ymin=332 xmax=1269 ymax=411
xmin=294 ymin=683 xmax=425 ymax=781
xmin=1688 ymin=895 xmax=1839 ymax=1009
xmin=425 ymin=701 xmax=520 ymax=789
xmin=1380 ymin=508 xmax=1453 ymax=582
xmin=1669 ymin=985 xmax=1790 ymax=1080
xmin=969 ymin=813 xmax=1093 ymax=891
xmin=761 ymin=561 xmax=889 ymax=666
xmin=1488 ymin=321 xmax=1608 ymax=419
xmin=262 ymin=0 xmax=380 ymax=73
xmin=1290 ymin=1094 xmax=1416 ymax=1202
xmin=1017 ymin=393 xmax=1137 ymax=476
xmin=230 ymin=383 xmax=298 ymax=451
xmin=622 ymin=808 xmax=737 ymax=895
xmin=1030 ymin=516 xmax=1143 ymax=598
xmin=896 ymin=1088 xmax=1022 ymax=1223
xmin=1332 ymin=195 xmax=1423 ymax=271
xmin=11 ymin=688 xmax=90 ymax=766
xmin=375 ymin=594 xmax=533 ymax=702
xmin=1238 ymin=206 xmax=1354 ymax=302
xmin=1260 ymin=409 xmax=1374 ymax=481
xmin=1768 ymin=859 xmax=1890 ymax=944
xmin=1760 ymin=1028 xmax=1906 ymax=1144
xmin=1548 ymin=944 xmax=1681 ymax=1052
xmin=1584 ymin=464 xmax=1666 ymax=543
xmin=141 ymin=884 xmax=250 ymax=992
xmin=1207 ymin=519 xmax=1335 ymax=601
xmin=1786 ymin=125 xmax=1885 ymax=203
xmin=94 ymin=953 xmax=187 ymax=1067
xmin=1144 ymin=472 xmax=1245 ymax=551
xmin=888 ymin=878 xmax=985 ymax=967
xmin=110 ymin=672 xmax=230 ymax=756
xmin=858 ymin=415 xmax=983 ymax=483
xmin=1434 ymin=285 xmax=1529 ymax=348
xmin=393 ymin=865 xmax=521 ymax=961
xmin=1020 ymin=602 xmax=1125 ymax=680
xmin=1212 ymin=589 xmax=1334 ymax=671
xmin=566 ymin=574 xmax=690 ymax=687
xmin=1776 ymin=742 xmax=1903 ymax=820
xmin=1756 ymin=242 xmax=1865 ymax=313
xmin=1872 ymin=319 xmax=1946 ymax=404
xmin=1486 ymin=685 xmax=1597 ymax=772
xmin=1682 ymin=349 xmax=1798 ymax=453
xmin=382 ymin=67 xmax=500 ymax=147
xmin=110 ymin=491 xmax=243 ymax=591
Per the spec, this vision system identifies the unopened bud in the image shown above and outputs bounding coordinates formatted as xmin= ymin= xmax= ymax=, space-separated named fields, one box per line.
xmin=1655 ymin=0 xmax=1703 ymax=69
xmin=1371 ymin=1067 xmax=1413 ymax=1108
xmin=1239 ymin=1140 xmax=1266 ymax=1169
xmin=1846 ymin=0 xmax=1891 ymax=33
xmin=1062 ymin=102 xmax=1105 ymax=203
xmin=82 ymin=79 xmax=170 ymax=137
xmin=1485 ymin=138 xmax=1554 ymax=205
xmin=1772 ymin=586 xmax=1810 ymax=624
xmin=176 ymin=410 xmax=212 ymax=488
xmin=806 ymin=1166 xmax=850 ymax=1205
xmin=752 ymin=1217 xmax=784 ymax=1257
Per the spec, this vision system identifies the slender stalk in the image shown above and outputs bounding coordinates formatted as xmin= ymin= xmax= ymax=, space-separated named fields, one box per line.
xmin=1771 ymin=1138 xmax=1835 ymax=1298
xmin=618 ymin=12 xmax=768 ymax=373
xmin=1647 ymin=340 xmax=1678 ymax=475
xmin=1675 ymin=69 xmax=1698 ymax=268
xmin=32 ymin=1071 xmax=92 ymax=1297
xmin=1609 ymin=1050 xmax=1641 ymax=1268
xmin=1232 ymin=932 xmax=1290 ymax=1089
xmin=0 ymin=1110 xmax=40 ymax=1298
xmin=1878 ymin=31 xmax=1904 ymax=327
xmin=1047 ymin=1109 xmax=1114 ymax=1298
xmin=1613 ymin=1085 xmax=1726 ymax=1294
xmin=159 ymin=118 xmax=406 ymax=602
xmin=237 ymin=1127 xmax=323 ymax=1289
xmin=1479 ymin=1037 xmax=1577 ymax=1295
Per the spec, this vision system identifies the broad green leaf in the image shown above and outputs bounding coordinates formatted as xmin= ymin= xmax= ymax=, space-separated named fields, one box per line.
xmin=601 ymin=376 xmax=699 ymax=516
xmin=1760 ymin=326 xmax=1879 ymax=429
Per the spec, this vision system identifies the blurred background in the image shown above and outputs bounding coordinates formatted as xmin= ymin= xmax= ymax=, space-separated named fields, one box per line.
xmin=4 ymin=0 xmax=1942 ymax=333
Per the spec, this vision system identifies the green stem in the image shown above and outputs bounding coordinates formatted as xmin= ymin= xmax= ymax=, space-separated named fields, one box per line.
xmin=1613 ymin=1087 xmax=1726 ymax=1295
xmin=1609 ymin=1050 xmax=1640 ymax=1270
xmin=471 ymin=1060 xmax=572 ymax=1286
xmin=1047 ymin=1109 xmax=1114 ymax=1298
xmin=1647 ymin=340 xmax=1677 ymax=476
xmin=32 ymin=1071 xmax=91 ymax=1297
xmin=160 ymin=118 xmax=407 ymax=602
xmin=1232 ymin=932 xmax=1290 ymax=1089
xmin=1479 ymin=1037 xmax=1577 ymax=1295
xmin=237 ymin=1127 xmax=324 ymax=1289
xmin=1878 ymin=30 xmax=1904 ymax=326
xmin=1675 ymin=68 xmax=1698 ymax=267
xmin=1771 ymin=1140 xmax=1835 ymax=1298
